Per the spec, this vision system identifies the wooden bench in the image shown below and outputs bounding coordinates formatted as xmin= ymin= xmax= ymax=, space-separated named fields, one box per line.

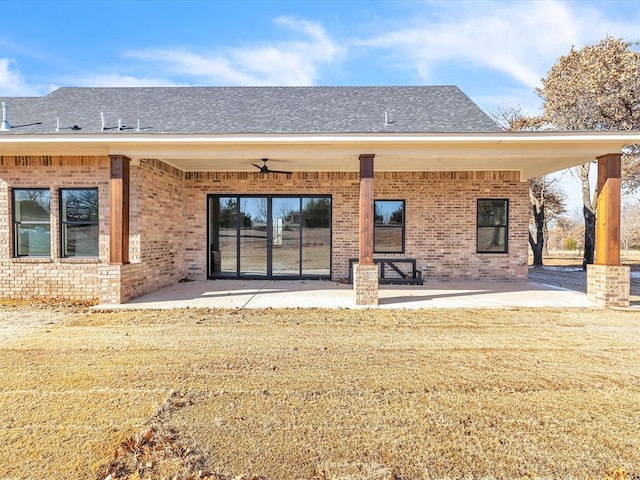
xmin=348 ymin=258 xmax=423 ymax=285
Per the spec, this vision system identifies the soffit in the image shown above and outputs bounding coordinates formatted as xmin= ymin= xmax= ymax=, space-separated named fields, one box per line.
xmin=0 ymin=131 xmax=638 ymax=181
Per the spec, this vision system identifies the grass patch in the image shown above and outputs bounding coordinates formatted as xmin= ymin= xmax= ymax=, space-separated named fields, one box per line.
xmin=1 ymin=307 xmax=639 ymax=479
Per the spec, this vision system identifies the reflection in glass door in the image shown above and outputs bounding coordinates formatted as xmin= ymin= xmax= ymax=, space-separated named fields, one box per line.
xmin=208 ymin=195 xmax=331 ymax=279
xmin=239 ymin=197 xmax=268 ymax=276
xmin=272 ymin=197 xmax=300 ymax=276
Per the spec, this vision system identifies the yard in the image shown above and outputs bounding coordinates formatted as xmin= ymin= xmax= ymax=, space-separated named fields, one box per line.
xmin=1 ymin=303 xmax=639 ymax=480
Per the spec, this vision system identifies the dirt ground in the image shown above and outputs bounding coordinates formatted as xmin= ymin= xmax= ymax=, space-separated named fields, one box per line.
xmin=1 ymin=303 xmax=639 ymax=480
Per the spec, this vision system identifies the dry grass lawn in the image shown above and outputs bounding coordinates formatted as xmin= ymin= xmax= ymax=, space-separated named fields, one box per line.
xmin=1 ymin=304 xmax=639 ymax=479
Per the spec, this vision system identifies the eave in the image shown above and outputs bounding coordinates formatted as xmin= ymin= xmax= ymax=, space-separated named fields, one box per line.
xmin=1 ymin=131 xmax=638 ymax=181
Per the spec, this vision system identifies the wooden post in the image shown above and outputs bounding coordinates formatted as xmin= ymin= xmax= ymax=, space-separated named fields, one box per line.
xmin=109 ymin=155 xmax=130 ymax=264
xmin=595 ymin=153 xmax=621 ymax=266
xmin=588 ymin=153 xmax=629 ymax=307
xmin=359 ymin=154 xmax=375 ymax=265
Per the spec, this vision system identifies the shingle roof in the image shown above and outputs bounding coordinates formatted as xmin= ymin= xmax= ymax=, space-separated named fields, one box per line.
xmin=0 ymin=86 xmax=500 ymax=134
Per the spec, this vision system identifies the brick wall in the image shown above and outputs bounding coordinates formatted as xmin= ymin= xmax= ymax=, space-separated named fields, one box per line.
xmin=131 ymin=159 xmax=186 ymax=294
xmin=184 ymin=170 xmax=529 ymax=282
xmin=0 ymin=156 xmax=109 ymax=301
xmin=0 ymin=156 xmax=187 ymax=303
xmin=102 ymin=158 xmax=187 ymax=303
xmin=1 ymin=156 xmax=529 ymax=303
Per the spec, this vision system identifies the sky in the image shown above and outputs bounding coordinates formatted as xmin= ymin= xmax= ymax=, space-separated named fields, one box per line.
xmin=1 ymin=0 xmax=639 ymax=209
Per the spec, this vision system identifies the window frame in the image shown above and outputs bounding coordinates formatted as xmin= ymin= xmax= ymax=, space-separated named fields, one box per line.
xmin=12 ymin=188 xmax=52 ymax=258
xmin=373 ymin=199 xmax=405 ymax=254
xmin=476 ymin=198 xmax=509 ymax=254
xmin=59 ymin=187 xmax=100 ymax=258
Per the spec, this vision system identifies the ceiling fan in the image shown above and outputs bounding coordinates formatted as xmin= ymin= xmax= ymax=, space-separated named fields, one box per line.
xmin=252 ymin=158 xmax=292 ymax=175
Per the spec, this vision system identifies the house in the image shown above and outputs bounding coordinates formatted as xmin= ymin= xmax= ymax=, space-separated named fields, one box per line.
xmin=0 ymin=86 xmax=635 ymax=306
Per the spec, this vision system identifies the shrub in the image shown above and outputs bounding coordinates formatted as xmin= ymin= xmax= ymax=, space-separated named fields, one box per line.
xmin=564 ymin=237 xmax=579 ymax=251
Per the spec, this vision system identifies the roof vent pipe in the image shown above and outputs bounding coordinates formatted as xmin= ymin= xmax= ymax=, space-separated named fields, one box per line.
xmin=100 ymin=112 xmax=105 ymax=131
xmin=1 ymin=102 xmax=11 ymax=131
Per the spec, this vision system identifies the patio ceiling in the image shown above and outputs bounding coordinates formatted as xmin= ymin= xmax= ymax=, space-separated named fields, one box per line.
xmin=1 ymin=131 xmax=639 ymax=180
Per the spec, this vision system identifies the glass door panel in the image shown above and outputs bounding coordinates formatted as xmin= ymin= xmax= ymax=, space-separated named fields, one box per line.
xmin=210 ymin=196 xmax=238 ymax=276
xmin=272 ymin=197 xmax=301 ymax=276
xmin=302 ymin=197 xmax=331 ymax=276
xmin=239 ymin=197 xmax=268 ymax=276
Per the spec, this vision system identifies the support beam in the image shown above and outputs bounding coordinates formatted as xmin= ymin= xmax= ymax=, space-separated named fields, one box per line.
xmin=588 ymin=152 xmax=630 ymax=307
xmin=359 ymin=153 xmax=375 ymax=265
xmin=595 ymin=153 xmax=621 ymax=266
xmin=109 ymin=154 xmax=130 ymax=265
xmin=355 ymin=154 xmax=378 ymax=306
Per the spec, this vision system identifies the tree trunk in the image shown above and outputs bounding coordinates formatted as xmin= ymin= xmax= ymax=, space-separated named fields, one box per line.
xmin=543 ymin=221 xmax=549 ymax=255
xmin=529 ymin=203 xmax=545 ymax=267
xmin=577 ymin=163 xmax=596 ymax=271
xmin=583 ymin=206 xmax=596 ymax=269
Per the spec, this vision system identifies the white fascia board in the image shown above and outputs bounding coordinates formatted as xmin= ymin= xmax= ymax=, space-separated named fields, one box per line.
xmin=1 ymin=131 xmax=639 ymax=145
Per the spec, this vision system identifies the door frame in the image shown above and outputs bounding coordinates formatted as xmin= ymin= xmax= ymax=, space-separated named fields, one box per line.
xmin=206 ymin=194 xmax=332 ymax=280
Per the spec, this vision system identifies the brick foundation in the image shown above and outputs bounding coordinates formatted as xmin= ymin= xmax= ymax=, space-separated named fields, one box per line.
xmin=587 ymin=264 xmax=630 ymax=307
xmin=353 ymin=263 xmax=379 ymax=306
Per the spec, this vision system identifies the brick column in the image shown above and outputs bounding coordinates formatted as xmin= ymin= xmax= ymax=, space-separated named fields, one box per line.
xmin=353 ymin=263 xmax=379 ymax=306
xmin=354 ymin=154 xmax=378 ymax=306
xmin=587 ymin=264 xmax=630 ymax=308
xmin=587 ymin=153 xmax=630 ymax=307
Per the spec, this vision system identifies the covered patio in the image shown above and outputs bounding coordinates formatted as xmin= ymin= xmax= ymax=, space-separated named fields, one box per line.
xmin=93 ymin=277 xmax=603 ymax=310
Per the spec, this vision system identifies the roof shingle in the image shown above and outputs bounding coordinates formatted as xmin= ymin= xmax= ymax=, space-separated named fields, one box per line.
xmin=0 ymin=86 xmax=500 ymax=134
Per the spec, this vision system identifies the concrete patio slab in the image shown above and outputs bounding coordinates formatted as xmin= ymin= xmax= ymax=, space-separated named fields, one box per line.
xmin=94 ymin=279 xmax=600 ymax=310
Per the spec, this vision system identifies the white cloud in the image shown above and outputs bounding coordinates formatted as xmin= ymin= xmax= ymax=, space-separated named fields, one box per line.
xmin=68 ymin=73 xmax=183 ymax=88
xmin=0 ymin=58 xmax=51 ymax=96
xmin=355 ymin=0 xmax=640 ymax=90
xmin=122 ymin=16 xmax=344 ymax=86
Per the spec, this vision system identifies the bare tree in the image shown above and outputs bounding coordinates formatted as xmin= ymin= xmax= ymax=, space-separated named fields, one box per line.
xmin=549 ymin=212 xmax=584 ymax=253
xmin=528 ymin=37 xmax=640 ymax=269
xmin=621 ymin=201 xmax=640 ymax=254
xmin=491 ymin=106 xmax=566 ymax=266
xmin=528 ymin=177 xmax=566 ymax=266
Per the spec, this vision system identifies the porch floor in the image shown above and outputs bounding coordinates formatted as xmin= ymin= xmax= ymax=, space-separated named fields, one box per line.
xmin=94 ymin=278 xmax=606 ymax=310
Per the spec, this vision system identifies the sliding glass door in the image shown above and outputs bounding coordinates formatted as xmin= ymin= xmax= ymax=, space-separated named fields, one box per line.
xmin=208 ymin=195 xmax=331 ymax=279
xmin=239 ymin=197 xmax=268 ymax=276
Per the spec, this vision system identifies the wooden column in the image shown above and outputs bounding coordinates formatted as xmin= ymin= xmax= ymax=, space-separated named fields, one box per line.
xmin=109 ymin=154 xmax=130 ymax=265
xmin=595 ymin=153 xmax=621 ymax=266
xmin=359 ymin=154 xmax=375 ymax=265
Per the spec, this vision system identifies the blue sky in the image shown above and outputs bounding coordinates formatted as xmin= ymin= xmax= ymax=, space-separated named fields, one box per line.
xmin=1 ymin=0 xmax=639 ymax=209
xmin=2 ymin=0 xmax=639 ymax=115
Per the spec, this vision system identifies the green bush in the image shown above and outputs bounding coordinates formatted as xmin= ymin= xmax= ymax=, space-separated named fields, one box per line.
xmin=564 ymin=237 xmax=579 ymax=251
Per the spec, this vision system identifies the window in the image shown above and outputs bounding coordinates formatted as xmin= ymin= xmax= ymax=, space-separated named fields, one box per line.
xmin=60 ymin=188 xmax=99 ymax=257
xmin=477 ymin=199 xmax=508 ymax=253
xmin=374 ymin=200 xmax=405 ymax=253
xmin=12 ymin=188 xmax=51 ymax=257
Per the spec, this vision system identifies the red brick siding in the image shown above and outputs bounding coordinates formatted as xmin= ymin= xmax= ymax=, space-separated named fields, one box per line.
xmin=0 ymin=156 xmax=109 ymax=301
xmin=184 ymin=170 xmax=529 ymax=282
xmin=0 ymin=156 xmax=529 ymax=302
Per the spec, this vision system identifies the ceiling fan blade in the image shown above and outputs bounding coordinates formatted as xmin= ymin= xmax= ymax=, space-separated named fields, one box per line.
xmin=249 ymin=158 xmax=290 ymax=174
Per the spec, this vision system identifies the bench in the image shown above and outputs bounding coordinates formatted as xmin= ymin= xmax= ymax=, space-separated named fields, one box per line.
xmin=348 ymin=258 xmax=423 ymax=285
